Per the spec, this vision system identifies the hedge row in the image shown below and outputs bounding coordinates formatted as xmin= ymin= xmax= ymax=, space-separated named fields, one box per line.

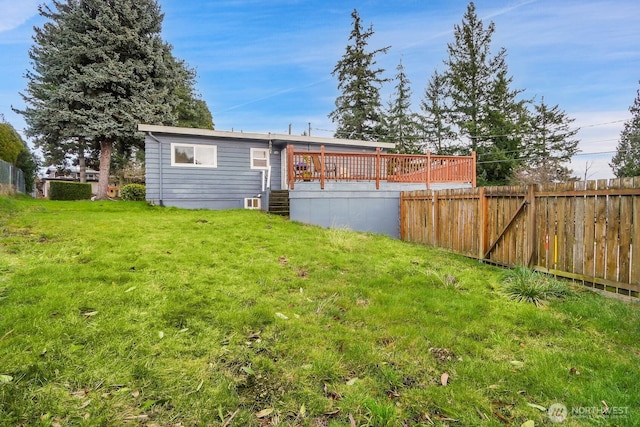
xmin=49 ymin=181 xmax=92 ymax=200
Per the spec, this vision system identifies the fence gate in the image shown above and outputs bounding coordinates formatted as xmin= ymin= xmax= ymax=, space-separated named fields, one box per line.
xmin=480 ymin=186 xmax=534 ymax=267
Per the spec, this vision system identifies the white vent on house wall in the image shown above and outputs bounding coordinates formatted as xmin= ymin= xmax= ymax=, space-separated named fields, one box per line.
xmin=244 ymin=197 xmax=261 ymax=210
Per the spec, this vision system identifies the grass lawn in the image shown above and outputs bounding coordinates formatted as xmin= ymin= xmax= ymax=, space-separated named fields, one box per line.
xmin=1 ymin=196 xmax=639 ymax=426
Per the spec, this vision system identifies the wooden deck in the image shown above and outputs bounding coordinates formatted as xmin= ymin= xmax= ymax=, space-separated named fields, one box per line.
xmin=286 ymin=145 xmax=476 ymax=190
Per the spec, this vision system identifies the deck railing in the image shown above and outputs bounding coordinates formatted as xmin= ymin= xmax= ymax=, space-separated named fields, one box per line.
xmin=287 ymin=145 xmax=476 ymax=190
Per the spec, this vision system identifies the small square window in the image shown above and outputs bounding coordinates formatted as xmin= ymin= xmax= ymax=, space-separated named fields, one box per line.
xmin=244 ymin=197 xmax=261 ymax=209
xmin=250 ymin=148 xmax=270 ymax=170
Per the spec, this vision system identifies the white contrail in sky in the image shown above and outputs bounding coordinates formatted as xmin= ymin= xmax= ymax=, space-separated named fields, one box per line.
xmin=0 ymin=1 xmax=40 ymax=33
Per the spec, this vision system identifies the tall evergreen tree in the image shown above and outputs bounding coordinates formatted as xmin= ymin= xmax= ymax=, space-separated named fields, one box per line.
xmin=329 ymin=9 xmax=389 ymax=141
xmin=18 ymin=0 xmax=187 ymax=199
xmin=445 ymin=2 xmax=499 ymax=151
xmin=383 ymin=61 xmax=421 ymax=153
xmin=610 ymin=83 xmax=640 ymax=178
xmin=512 ymin=98 xmax=579 ymax=184
xmin=443 ymin=2 xmax=528 ymax=184
xmin=420 ymin=70 xmax=458 ymax=154
xmin=478 ymin=67 xmax=529 ymax=184
xmin=172 ymin=57 xmax=214 ymax=130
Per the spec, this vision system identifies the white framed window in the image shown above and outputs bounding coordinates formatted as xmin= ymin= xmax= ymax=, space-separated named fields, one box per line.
xmin=171 ymin=143 xmax=217 ymax=167
xmin=250 ymin=148 xmax=269 ymax=170
xmin=244 ymin=197 xmax=261 ymax=209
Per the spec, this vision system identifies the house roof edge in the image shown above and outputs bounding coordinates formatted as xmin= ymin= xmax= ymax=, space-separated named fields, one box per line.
xmin=138 ymin=124 xmax=395 ymax=149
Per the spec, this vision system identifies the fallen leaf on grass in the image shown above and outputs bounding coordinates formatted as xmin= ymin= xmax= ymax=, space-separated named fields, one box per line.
xmin=521 ymin=421 xmax=535 ymax=427
xmin=509 ymin=360 xmax=524 ymax=368
xmin=346 ymin=377 xmax=358 ymax=386
xmin=125 ymin=286 xmax=136 ymax=293
xmin=241 ymin=366 xmax=255 ymax=376
xmin=527 ymin=403 xmax=546 ymax=411
xmin=275 ymin=312 xmax=289 ymax=320
xmin=492 ymin=409 xmax=510 ymax=423
xmin=72 ymin=390 xmax=88 ymax=399
xmin=81 ymin=310 xmax=98 ymax=318
xmin=0 ymin=374 xmax=13 ymax=383
xmin=256 ymin=408 xmax=274 ymax=418
xmin=323 ymin=383 xmax=342 ymax=400
xmin=158 ymin=331 xmax=164 ymax=339
xmin=441 ymin=372 xmax=449 ymax=386
xmin=78 ymin=399 xmax=91 ymax=409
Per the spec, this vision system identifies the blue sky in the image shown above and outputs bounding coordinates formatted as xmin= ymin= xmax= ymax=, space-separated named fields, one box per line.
xmin=1 ymin=0 xmax=639 ymax=179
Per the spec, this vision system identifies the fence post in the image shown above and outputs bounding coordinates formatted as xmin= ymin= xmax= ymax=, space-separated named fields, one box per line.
xmin=320 ymin=145 xmax=325 ymax=190
xmin=399 ymin=191 xmax=405 ymax=240
xmin=527 ymin=185 xmax=536 ymax=267
xmin=479 ymin=187 xmax=488 ymax=260
xmin=472 ymin=151 xmax=477 ymax=187
xmin=433 ymin=190 xmax=439 ymax=247
xmin=375 ymin=148 xmax=380 ymax=190
xmin=287 ymin=145 xmax=295 ymax=190
xmin=427 ymin=151 xmax=431 ymax=190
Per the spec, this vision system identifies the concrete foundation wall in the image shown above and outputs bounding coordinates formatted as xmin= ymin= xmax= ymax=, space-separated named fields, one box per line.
xmin=289 ymin=181 xmax=471 ymax=238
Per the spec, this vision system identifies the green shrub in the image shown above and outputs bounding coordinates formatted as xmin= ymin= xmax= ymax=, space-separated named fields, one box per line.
xmin=503 ymin=266 xmax=570 ymax=306
xmin=121 ymin=184 xmax=146 ymax=201
xmin=48 ymin=181 xmax=91 ymax=200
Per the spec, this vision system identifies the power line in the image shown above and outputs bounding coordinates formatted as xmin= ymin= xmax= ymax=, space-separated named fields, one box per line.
xmin=312 ymin=117 xmax=627 ymax=142
xmin=476 ymin=149 xmax=622 ymax=165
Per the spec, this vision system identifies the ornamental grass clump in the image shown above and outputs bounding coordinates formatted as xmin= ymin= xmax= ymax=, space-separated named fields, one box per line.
xmin=503 ymin=266 xmax=570 ymax=306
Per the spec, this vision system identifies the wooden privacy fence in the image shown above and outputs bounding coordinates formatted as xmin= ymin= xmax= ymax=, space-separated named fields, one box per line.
xmin=400 ymin=178 xmax=640 ymax=298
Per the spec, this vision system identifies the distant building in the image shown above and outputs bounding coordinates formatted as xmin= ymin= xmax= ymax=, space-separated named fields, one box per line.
xmin=41 ymin=165 xmax=100 ymax=197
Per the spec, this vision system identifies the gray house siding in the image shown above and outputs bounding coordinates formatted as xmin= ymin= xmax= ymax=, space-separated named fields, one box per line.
xmin=141 ymin=125 xmax=475 ymax=239
xmin=145 ymin=133 xmax=281 ymax=209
